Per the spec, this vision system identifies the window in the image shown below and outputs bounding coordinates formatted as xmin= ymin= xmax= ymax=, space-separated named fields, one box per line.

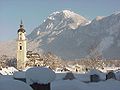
xmin=20 ymin=46 xmax=22 ymax=50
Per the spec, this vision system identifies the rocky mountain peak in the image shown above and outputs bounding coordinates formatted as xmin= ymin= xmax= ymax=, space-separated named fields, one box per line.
xmin=46 ymin=10 xmax=89 ymax=29
xmin=27 ymin=10 xmax=89 ymax=40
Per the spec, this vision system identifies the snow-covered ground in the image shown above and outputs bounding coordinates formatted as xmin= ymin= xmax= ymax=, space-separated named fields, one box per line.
xmin=52 ymin=79 xmax=120 ymax=90
xmin=0 ymin=79 xmax=33 ymax=90
xmin=0 ymin=67 xmax=120 ymax=90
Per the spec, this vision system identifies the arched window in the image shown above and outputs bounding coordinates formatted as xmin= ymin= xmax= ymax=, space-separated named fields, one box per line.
xmin=20 ymin=46 xmax=22 ymax=50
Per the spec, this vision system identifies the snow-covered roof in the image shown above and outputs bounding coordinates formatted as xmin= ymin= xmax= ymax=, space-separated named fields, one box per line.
xmin=0 ymin=79 xmax=33 ymax=90
xmin=26 ymin=67 xmax=56 ymax=84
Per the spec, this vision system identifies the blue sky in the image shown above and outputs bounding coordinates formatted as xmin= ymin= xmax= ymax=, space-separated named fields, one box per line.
xmin=0 ymin=0 xmax=120 ymax=41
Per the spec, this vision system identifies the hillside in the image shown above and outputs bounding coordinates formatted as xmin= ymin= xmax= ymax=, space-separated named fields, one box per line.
xmin=0 ymin=10 xmax=120 ymax=60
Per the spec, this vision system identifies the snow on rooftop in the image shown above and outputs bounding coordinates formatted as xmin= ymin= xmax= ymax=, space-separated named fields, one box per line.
xmin=26 ymin=67 xmax=56 ymax=85
xmin=0 ymin=79 xmax=33 ymax=90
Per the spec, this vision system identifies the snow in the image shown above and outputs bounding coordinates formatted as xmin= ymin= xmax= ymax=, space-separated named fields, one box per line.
xmin=48 ymin=16 xmax=55 ymax=20
xmin=37 ymin=30 xmax=40 ymax=35
xmin=50 ymin=11 xmax=60 ymax=16
xmin=87 ymin=79 xmax=120 ymax=90
xmin=52 ymin=79 xmax=87 ymax=90
xmin=26 ymin=67 xmax=56 ymax=84
xmin=83 ymin=20 xmax=91 ymax=25
xmin=0 ymin=70 xmax=6 ymax=75
xmin=54 ymin=72 xmax=90 ymax=82
xmin=0 ymin=67 xmax=18 ymax=75
xmin=0 ymin=75 xmax=13 ymax=80
xmin=86 ymin=69 xmax=106 ymax=80
xmin=55 ymin=72 xmax=67 ymax=80
xmin=0 ymin=69 xmax=120 ymax=90
xmin=13 ymin=71 xmax=26 ymax=79
xmin=114 ymin=70 xmax=120 ymax=80
xmin=0 ymin=79 xmax=33 ymax=90
xmin=51 ymin=79 xmax=120 ymax=90
xmin=46 ymin=23 xmax=53 ymax=29
xmin=100 ymin=67 xmax=120 ymax=72
xmin=63 ymin=10 xmax=75 ymax=18
xmin=62 ymin=10 xmax=86 ymax=20
xmin=113 ymin=11 xmax=120 ymax=15
xmin=95 ymin=16 xmax=105 ymax=21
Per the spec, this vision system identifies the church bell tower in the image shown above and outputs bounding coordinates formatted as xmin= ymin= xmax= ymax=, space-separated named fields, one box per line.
xmin=17 ymin=20 xmax=27 ymax=70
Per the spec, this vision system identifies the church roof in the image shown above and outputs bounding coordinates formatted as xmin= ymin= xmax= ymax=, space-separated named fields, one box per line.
xmin=18 ymin=20 xmax=26 ymax=33
xmin=18 ymin=28 xmax=25 ymax=33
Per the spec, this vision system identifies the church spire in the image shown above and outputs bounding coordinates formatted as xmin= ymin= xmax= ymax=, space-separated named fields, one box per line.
xmin=20 ymin=20 xmax=23 ymax=28
xmin=18 ymin=20 xmax=25 ymax=33
xmin=21 ymin=19 xmax=23 ymax=25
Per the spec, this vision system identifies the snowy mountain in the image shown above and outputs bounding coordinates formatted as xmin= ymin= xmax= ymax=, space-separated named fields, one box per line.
xmin=27 ymin=10 xmax=120 ymax=59
xmin=27 ymin=10 xmax=89 ymax=40
xmin=0 ymin=10 xmax=120 ymax=60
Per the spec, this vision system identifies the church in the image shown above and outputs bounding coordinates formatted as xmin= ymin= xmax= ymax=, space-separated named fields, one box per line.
xmin=17 ymin=21 xmax=27 ymax=70
xmin=16 ymin=21 xmax=43 ymax=70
